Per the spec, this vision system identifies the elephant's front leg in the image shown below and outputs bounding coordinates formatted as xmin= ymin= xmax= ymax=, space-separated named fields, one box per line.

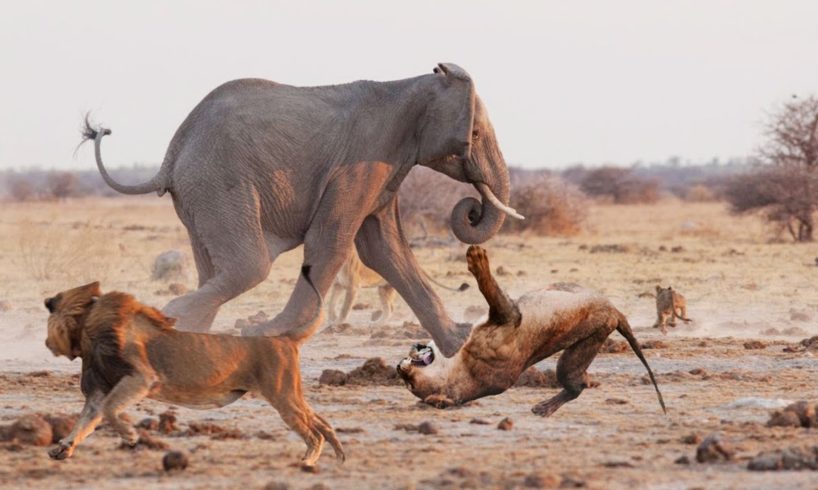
xmin=355 ymin=199 xmax=471 ymax=357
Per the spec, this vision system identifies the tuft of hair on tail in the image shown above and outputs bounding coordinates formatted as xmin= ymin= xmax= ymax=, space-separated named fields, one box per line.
xmin=79 ymin=112 xmax=111 ymax=144
xmin=616 ymin=315 xmax=667 ymax=414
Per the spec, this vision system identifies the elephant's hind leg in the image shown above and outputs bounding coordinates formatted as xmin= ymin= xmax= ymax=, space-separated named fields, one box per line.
xmin=164 ymin=185 xmax=272 ymax=332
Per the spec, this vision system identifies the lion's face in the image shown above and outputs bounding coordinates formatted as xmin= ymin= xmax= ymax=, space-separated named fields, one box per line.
xmin=396 ymin=342 xmax=451 ymax=400
xmin=44 ymin=281 xmax=101 ymax=360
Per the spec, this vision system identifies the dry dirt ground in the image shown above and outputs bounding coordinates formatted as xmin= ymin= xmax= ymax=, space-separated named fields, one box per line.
xmin=0 ymin=197 xmax=817 ymax=489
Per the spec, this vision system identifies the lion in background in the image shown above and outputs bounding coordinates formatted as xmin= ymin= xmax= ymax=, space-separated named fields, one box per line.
xmin=327 ymin=249 xmax=469 ymax=326
xmin=43 ymin=268 xmax=343 ymax=467
xmin=653 ymin=285 xmax=692 ymax=334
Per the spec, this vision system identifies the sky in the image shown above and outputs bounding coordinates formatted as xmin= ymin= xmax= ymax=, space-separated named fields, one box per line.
xmin=2 ymin=1 xmax=818 ymax=170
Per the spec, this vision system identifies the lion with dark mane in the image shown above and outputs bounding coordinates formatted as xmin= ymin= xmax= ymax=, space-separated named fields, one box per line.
xmin=44 ymin=268 xmax=343 ymax=467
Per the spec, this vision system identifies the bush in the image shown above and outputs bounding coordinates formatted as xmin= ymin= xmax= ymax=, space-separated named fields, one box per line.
xmin=684 ymin=184 xmax=717 ymax=202
xmin=502 ymin=174 xmax=587 ymax=236
xmin=7 ymin=176 xmax=36 ymax=201
xmin=46 ymin=171 xmax=79 ymax=200
xmin=724 ymin=166 xmax=818 ymax=242
xmin=579 ymin=166 xmax=660 ymax=204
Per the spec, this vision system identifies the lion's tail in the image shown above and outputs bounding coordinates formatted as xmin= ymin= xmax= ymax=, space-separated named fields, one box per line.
xmin=616 ymin=314 xmax=667 ymax=414
xmin=284 ymin=265 xmax=325 ymax=344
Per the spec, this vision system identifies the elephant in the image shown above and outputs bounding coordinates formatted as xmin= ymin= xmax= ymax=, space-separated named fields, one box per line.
xmin=83 ymin=63 xmax=521 ymax=357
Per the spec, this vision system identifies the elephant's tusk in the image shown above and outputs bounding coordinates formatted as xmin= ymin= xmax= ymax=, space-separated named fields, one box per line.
xmin=475 ymin=183 xmax=525 ymax=220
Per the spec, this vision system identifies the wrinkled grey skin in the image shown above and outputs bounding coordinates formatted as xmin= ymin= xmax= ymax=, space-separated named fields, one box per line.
xmin=86 ymin=63 xmax=511 ymax=357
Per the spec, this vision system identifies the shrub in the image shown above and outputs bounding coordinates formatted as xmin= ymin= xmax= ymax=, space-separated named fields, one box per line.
xmin=502 ymin=174 xmax=587 ymax=236
xmin=579 ymin=166 xmax=660 ymax=204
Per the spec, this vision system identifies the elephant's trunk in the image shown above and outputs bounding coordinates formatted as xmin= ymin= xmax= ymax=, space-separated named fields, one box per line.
xmin=449 ymin=158 xmax=513 ymax=244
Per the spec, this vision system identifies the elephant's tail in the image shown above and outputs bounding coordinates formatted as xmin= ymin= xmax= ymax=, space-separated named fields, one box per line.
xmin=286 ymin=265 xmax=325 ymax=344
xmin=79 ymin=113 xmax=169 ymax=196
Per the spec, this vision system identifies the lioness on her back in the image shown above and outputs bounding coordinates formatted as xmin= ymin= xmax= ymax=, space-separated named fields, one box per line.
xmin=397 ymin=246 xmax=666 ymax=416
xmin=43 ymin=267 xmax=343 ymax=466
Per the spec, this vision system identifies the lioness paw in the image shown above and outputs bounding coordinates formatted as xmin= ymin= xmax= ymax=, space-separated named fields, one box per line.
xmin=466 ymin=246 xmax=489 ymax=276
xmin=423 ymin=394 xmax=455 ymax=409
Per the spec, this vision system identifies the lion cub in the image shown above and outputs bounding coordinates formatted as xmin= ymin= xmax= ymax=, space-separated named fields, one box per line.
xmin=43 ymin=268 xmax=343 ymax=467
xmin=653 ymin=285 xmax=692 ymax=334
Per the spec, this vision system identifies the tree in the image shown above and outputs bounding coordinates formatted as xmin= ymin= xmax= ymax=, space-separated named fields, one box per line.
xmin=46 ymin=171 xmax=78 ymax=200
xmin=725 ymin=96 xmax=818 ymax=242
xmin=579 ymin=166 xmax=659 ymax=204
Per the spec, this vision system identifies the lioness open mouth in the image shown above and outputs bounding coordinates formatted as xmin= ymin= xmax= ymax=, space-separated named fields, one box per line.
xmin=410 ymin=343 xmax=434 ymax=366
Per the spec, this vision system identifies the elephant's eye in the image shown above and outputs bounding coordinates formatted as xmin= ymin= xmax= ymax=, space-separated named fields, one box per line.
xmin=472 ymin=130 xmax=480 ymax=141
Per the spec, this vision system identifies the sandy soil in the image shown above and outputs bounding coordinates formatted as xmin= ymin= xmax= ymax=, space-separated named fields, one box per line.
xmin=1 ymin=197 xmax=817 ymax=489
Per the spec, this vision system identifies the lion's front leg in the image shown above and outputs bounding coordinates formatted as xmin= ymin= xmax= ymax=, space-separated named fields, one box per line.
xmin=466 ymin=246 xmax=520 ymax=325
xmin=101 ymin=375 xmax=153 ymax=447
xmin=49 ymin=391 xmax=104 ymax=460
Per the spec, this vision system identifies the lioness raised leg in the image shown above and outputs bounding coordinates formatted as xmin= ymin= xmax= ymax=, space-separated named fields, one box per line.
xmin=466 ymin=245 xmax=519 ymax=325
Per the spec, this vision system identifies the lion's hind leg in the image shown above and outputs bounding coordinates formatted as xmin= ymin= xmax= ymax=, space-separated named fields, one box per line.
xmin=532 ymin=318 xmax=612 ymax=417
xmin=262 ymin=379 xmax=326 ymax=466
xmin=312 ymin=412 xmax=345 ymax=462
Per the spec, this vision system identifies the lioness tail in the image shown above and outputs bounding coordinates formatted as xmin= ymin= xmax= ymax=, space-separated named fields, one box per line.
xmin=616 ymin=315 xmax=667 ymax=414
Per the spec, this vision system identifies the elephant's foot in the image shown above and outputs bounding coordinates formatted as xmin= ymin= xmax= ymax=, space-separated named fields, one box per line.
xmin=163 ymin=295 xmax=217 ymax=332
xmin=240 ymin=319 xmax=302 ymax=338
xmin=435 ymin=322 xmax=472 ymax=357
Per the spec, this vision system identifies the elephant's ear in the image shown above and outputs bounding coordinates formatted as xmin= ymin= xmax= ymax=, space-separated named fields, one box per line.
xmin=417 ymin=63 xmax=476 ymax=165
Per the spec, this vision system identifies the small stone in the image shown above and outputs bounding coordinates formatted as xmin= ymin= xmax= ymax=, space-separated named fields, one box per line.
xmin=469 ymin=418 xmax=491 ymax=425
xmin=767 ymin=409 xmax=802 ymax=428
xmin=523 ymin=472 xmax=561 ymax=488
xmin=158 ymin=410 xmax=178 ymax=434
xmin=497 ymin=417 xmax=513 ymax=431
xmin=152 ymin=250 xmax=188 ymax=281
xmin=605 ymin=398 xmax=628 ymax=405
xmin=790 ymin=309 xmax=813 ymax=322
xmin=264 ymin=482 xmax=290 ymax=490
xmin=743 ymin=340 xmax=766 ymax=350
xmin=784 ymin=401 xmax=817 ymax=427
xmin=681 ymin=433 xmax=701 ymax=445
xmin=168 ymin=283 xmax=188 ymax=295
xmin=136 ymin=417 xmax=159 ymax=431
xmin=42 ymin=414 xmax=77 ymax=443
xmin=674 ymin=455 xmax=691 ymax=465
xmin=640 ymin=340 xmax=668 ymax=349
xmin=318 ymin=369 xmax=347 ymax=386
xmin=2 ymin=414 xmax=52 ymax=446
xmin=162 ymin=450 xmax=189 ymax=471
xmin=496 ymin=266 xmax=510 ymax=276
xmin=696 ymin=433 xmax=734 ymax=463
xmin=417 ymin=421 xmax=438 ymax=435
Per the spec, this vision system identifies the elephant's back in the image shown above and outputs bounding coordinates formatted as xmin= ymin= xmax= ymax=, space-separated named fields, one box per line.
xmin=162 ymin=78 xmax=341 ymax=179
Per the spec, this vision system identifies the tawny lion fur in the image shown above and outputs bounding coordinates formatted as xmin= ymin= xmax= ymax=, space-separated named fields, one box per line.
xmin=44 ymin=277 xmax=343 ymax=466
xmin=398 ymin=246 xmax=666 ymax=417
xmin=652 ymin=285 xmax=692 ymax=334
